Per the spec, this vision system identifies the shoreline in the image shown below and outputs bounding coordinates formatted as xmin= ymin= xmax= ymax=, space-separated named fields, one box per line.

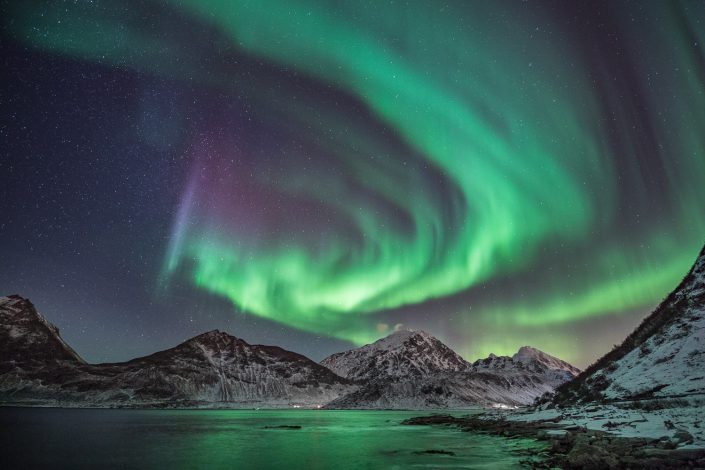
xmin=402 ymin=413 xmax=705 ymax=469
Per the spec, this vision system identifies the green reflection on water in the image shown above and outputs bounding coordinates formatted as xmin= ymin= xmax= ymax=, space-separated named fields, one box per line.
xmin=1 ymin=409 xmax=546 ymax=469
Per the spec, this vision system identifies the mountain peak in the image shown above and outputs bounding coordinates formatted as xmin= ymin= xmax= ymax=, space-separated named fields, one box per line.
xmin=0 ymin=295 xmax=84 ymax=365
xmin=320 ymin=329 xmax=470 ymax=381
xmin=183 ymin=329 xmax=249 ymax=350
xmin=512 ymin=345 xmax=546 ymax=363
xmin=194 ymin=329 xmax=229 ymax=339
xmin=366 ymin=329 xmax=432 ymax=350
xmin=512 ymin=345 xmax=581 ymax=375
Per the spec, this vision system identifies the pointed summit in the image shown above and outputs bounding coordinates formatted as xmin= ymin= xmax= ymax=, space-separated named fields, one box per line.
xmin=320 ymin=329 xmax=470 ymax=381
xmin=186 ymin=329 xmax=245 ymax=348
xmin=324 ymin=336 xmax=579 ymax=409
xmin=0 ymin=295 xmax=84 ymax=368
xmin=512 ymin=346 xmax=581 ymax=376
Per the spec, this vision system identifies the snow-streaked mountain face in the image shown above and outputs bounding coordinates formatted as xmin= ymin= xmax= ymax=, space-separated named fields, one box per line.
xmin=512 ymin=346 xmax=581 ymax=377
xmin=471 ymin=347 xmax=581 ymax=390
xmin=321 ymin=330 xmax=580 ymax=409
xmin=0 ymin=295 xmax=84 ymax=371
xmin=0 ymin=297 xmax=353 ymax=408
xmin=555 ymin=244 xmax=705 ymax=403
xmin=323 ymin=369 xmax=574 ymax=409
xmin=320 ymin=330 xmax=471 ymax=382
xmin=1 ymin=297 xmax=579 ymax=409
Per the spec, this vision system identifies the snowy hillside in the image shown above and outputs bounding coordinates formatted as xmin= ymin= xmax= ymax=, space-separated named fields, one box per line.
xmin=324 ymin=368 xmax=575 ymax=409
xmin=555 ymin=244 xmax=705 ymax=403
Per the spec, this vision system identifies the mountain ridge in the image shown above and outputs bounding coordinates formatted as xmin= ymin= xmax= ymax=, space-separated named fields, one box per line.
xmin=553 ymin=244 xmax=705 ymax=403
xmin=0 ymin=295 xmax=84 ymax=369
xmin=0 ymin=297 xmax=352 ymax=407
xmin=1 ymin=294 xmax=580 ymax=409
xmin=320 ymin=329 xmax=471 ymax=382
xmin=321 ymin=329 xmax=580 ymax=408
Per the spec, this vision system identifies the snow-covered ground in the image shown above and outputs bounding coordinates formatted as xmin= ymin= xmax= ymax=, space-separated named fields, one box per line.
xmin=600 ymin=310 xmax=704 ymax=400
xmin=559 ymin=245 xmax=705 ymax=403
xmin=503 ymin=398 xmax=705 ymax=448
xmin=592 ymin=255 xmax=705 ymax=400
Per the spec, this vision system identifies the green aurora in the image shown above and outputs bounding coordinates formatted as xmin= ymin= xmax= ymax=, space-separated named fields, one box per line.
xmin=7 ymin=0 xmax=704 ymax=364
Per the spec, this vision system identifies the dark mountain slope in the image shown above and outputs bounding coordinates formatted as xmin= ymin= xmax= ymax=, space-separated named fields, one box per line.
xmin=0 ymin=297 xmax=352 ymax=407
xmin=554 ymin=244 xmax=705 ymax=403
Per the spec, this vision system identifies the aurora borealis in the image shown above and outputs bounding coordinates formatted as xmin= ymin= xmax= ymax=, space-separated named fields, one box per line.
xmin=1 ymin=1 xmax=704 ymax=366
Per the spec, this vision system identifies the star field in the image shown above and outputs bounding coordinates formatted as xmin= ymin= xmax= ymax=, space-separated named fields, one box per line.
xmin=1 ymin=0 xmax=704 ymax=367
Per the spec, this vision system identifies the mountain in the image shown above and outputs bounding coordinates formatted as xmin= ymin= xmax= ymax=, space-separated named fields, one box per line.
xmin=0 ymin=295 xmax=84 ymax=372
xmin=554 ymin=244 xmax=705 ymax=403
xmin=320 ymin=329 xmax=471 ymax=381
xmin=321 ymin=330 xmax=580 ymax=409
xmin=90 ymin=330 xmax=353 ymax=407
xmin=471 ymin=347 xmax=581 ymax=389
xmin=0 ymin=295 xmax=580 ymax=409
xmin=512 ymin=346 xmax=582 ymax=378
xmin=0 ymin=296 xmax=352 ymax=407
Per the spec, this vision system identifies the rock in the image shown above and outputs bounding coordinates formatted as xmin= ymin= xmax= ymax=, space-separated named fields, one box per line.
xmin=566 ymin=434 xmax=619 ymax=469
xmin=403 ymin=411 xmax=705 ymax=469
xmin=413 ymin=449 xmax=455 ymax=456
xmin=402 ymin=414 xmax=457 ymax=426
xmin=656 ymin=439 xmax=677 ymax=450
xmin=618 ymin=455 xmax=642 ymax=467
xmin=642 ymin=448 xmax=673 ymax=458
xmin=673 ymin=430 xmax=694 ymax=445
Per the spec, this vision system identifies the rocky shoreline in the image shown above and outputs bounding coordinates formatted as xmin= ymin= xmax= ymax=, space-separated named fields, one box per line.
xmin=402 ymin=414 xmax=705 ymax=469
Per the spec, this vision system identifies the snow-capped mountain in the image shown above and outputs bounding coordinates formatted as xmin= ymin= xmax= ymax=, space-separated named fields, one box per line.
xmin=0 ymin=296 xmax=579 ymax=409
xmin=0 ymin=296 xmax=352 ymax=407
xmin=471 ymin=347 xmax=581 ymax=389
xmin=95 ymin=330 xmax=353 ymax=407
xmin=512 ymin=346 xmax=581 ymax=377
xmin=320 ymin=329 xmax=471 ymax=381
xmin=554 ymin=244 xmax=705 ymax=403
xmin=321 ymin=330 xmax=580 ymax=409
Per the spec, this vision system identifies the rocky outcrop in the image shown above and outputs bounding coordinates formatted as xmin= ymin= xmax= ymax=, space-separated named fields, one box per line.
xmin=403 ymin=414 xmax=705 ymax=469
xmin=0 ymin=296 xmax=579 ymax=409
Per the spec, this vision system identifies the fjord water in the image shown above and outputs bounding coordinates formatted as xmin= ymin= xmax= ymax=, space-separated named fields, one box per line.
xmin=0 ymin=409 xmax=544 ymax=469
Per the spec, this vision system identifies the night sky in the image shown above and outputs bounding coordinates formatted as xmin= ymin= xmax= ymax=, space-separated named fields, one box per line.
xmin=2 ymin=0 xmax=704 ymax=368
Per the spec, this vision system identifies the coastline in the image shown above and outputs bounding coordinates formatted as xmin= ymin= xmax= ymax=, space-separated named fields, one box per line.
xmin=403 ymin=409 xmax=705 ymax=469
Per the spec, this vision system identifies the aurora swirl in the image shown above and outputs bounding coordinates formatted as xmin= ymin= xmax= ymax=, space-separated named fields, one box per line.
xmin=5 ymin=0 xmax=704 ymax=365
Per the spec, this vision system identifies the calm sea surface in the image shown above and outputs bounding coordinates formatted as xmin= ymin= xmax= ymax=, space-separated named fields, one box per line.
xmin=0 ymin=408 xmax=545 ymax=469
